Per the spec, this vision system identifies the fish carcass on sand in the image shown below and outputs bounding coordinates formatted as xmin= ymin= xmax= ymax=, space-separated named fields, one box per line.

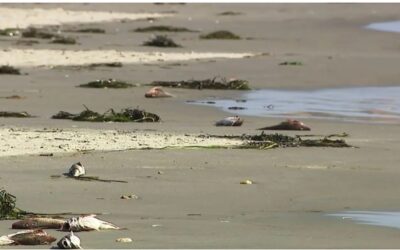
xmin=258 ymin=119 xmax=311 ymax=131
xmin=144 ymin=86 xmax=173 ymax=98
xmin=215 ymin=116 xmax=243 ymax=126
xmin=57 ymin=231 xmax=82 ymax=249
xmin=0 ymin=229 xmax=56 ymax=246
xmin=12 ymin=217 xmax=66 ymax=229
xmin=61 ymin=214 xmax=120 ymax=232
xmin=68 ymin=162 xmax=86 ymax=177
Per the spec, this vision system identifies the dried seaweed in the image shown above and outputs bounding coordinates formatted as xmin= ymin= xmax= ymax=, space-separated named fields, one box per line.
xmin=88 ymin=62 xmax=122 ymax=68
xmin=218 ymin=11 xmax=242 ymax=16
xmin=279 ymin=61 xmax=303 ymax=66
xmin=79 ymin=79 xmax=132 ymax=88
xmin=0 ymin=28 xmax=21 ymax=37
xmin=0 ymin=111 xmax=32 ymax=118
xmin=0 ymin=65 xmax=21 ymax=75
xmin=52 ymin=106 xmax=160 ymax=122
xmin=134 ymin=25 xmax=196 ymax=33
xmin=68 ymin=176 xmax=127 ymax=183
xmin=200 ymin=30 xmax=241 ymax=40
xmin=150 ymin=77 xmax=250 ymax=90
xmin=67 ymin=28 xmax=105 ymax=33
xmin=51 ymin=36 xmax=76 ymax=44
xmin=22 ymin=28 xmax=58 ymax=39
xmin=143 ymin=35 xmax=181 ymax=47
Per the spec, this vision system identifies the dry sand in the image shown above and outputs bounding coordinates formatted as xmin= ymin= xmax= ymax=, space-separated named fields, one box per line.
xmin=1 ymin=3 xmax=400 ymax=249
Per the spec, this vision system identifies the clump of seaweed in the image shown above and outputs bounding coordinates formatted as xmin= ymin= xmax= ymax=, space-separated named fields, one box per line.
xmin=0 ymin=111 xmax=32 ymax=118
xmin=279 ymin=61 xmax=303 ymax=66
xmin=218 ymin=11 xmax=242 ymax=16
xmin=88 ymin=62 xmax=122 ymax=68
xmin=22 ymin=27 xmax=58 ymax=39
xmin=79 ymin=79 xmax=133 ymax=88
xmin=0 ymin=28 xmax=21 ymax=37
xmin=134 ymin=25 xmax=196 ymax=33
xmin=200 ymin=30 xmax=241 ymax=40
xmin=52 ymin=106 xmax=160 ymax=122
xmin=67 ymin=28 xmax=105 ymax=33
xmin=0 ymin=65 xmax=21 ymax=75
xmin=143 ymin=35 xmax=181 ymax=47
xmin=51 ymin=36 xmax=76 ymax=44
xmin=150 ymin=77 xmax=250 ymax=90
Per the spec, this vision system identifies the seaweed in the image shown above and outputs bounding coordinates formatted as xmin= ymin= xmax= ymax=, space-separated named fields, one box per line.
xmin=218 ymin=11 xmax=242 ymax=16
xmin=0 ymin=28 xmax=21 ymax=37
xmin=0 ymin=111 xmax=32 ymax=118
xmin=134 ymin=25 xmax=195 ymax=33
xmin=279 ymin=61 xmax=303 ymax=66
xmin=52 ymin=106 xmax=160 ymax=122
xmin=200 ymin=30 xmax=241 ymax=40
xmin=68 ymin=28 xmax=105 ymax=33
xmin=79 ymin=79 xmax=132 ymax=88
xmin=15 ymin=39 xmax=40 ymax=46
xmin=150 ymin=77 xmax=250 ymax=90
xmin=0 ymin=65 xmax=21 ymax=75
xmin=143 ymin=35 xmax=181 ymax=47
xmin=22 ymin=27 xmax=58 ymax=39
xmin=67 ymin=176 xmax=127 ymax=183
xmin=51 ymin=36 xmax=76 ymax=44
xmin=88 ymin=62 xmax=123 ymax=68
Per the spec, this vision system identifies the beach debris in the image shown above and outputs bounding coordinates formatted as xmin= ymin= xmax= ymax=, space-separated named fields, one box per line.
xmin=0 ymin=28 xmax=21 ymax=37
xmin=0 ymin=229 xmax=56 ymax=246
xmin=57 ymin=231 xmax=82 ymax=249
xmin=68 ymin=162 xmax=86 ymax=177
xmin=12 ymin=217 xmax=66 ymax=229
xmin=200 ymin=30 xmax=241 ymax=39
xmin=51 ymin=36 xmax=77 ymax=45
xmin=79 ymin=79 xmax=133 ymax=88
xmin=150 ymin=77 xmax=250 ymax=90
xmin=134 ymin=25 xmax=196 ymax=32
xmin=116 ymin=237 xmax=132 ymax=243
xmin=279 ymin=61 xmax=303 ymax=66
xmin=218 ymin=11 xmax=242 ymax=16
xmin=88 ymin=62 xmax=122 ymax=68
xmin=120 ymin=194 xmax=139 ymax=200
xmin=61 ymin=214 xmax=120 ymax=232
xmin=66 ymin=28 xmax=105 ymax=33
xmin=240 ymin=180 xmax=253 ymax=185
xmin=22 ymin=27 xmax=58 ymax=39
xmin=228 ymin=106 xmax=246 ymax=110
xmin=258 ymin=119 xmax=311 ymax=131
xmin=52 ymin=106 xmax=160 ymax=122
xmin=0 ymin=111 xmax=32 ymax=118
xmin=15 ymin=39 xmax=40 ymax=46
xmin=215 ymin=116 xmax=244 ymax=126
xmin=0 ymin=95 xmax=25 ymax=99
xmin=0 ymin=65 xmax=21 ymax=75
xmin=145 ymin=86 xmax=173 ymax=98
xmin=143 ymin=35 xmax=181 ymax=47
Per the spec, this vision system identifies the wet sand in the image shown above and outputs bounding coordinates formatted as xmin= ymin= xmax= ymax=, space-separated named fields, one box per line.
xmin=1 ymin=3 xmax=400 ymax=248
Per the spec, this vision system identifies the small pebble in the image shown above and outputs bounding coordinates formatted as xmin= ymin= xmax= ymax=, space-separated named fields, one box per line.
xmin=116 ymin=237 xmax=132 ymax=243
xmin=240 ymin=180 xmax=253 ymax=185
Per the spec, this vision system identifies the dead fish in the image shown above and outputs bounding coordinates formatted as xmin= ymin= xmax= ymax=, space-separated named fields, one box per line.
xmin=12 ymin=217 xmax=66 ymax=229
xmin=57 ymin=231 xmax=82 ymax=249
xmin=61 ymin=214 xmax=120 ymax=232
xmin=145 ymin=86 xmax=173 ymax=98
xmin=68 ymin=162 xmax=85 ymax=177
xmin=0 ymin=229 xmax=56 ymax=246
xmin=215 ymin=116 xmax=243 ymax=126
xmin=258 ymin=119 xmax=311 ymax=131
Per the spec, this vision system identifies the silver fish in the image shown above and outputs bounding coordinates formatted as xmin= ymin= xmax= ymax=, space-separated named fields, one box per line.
xmin=0 ymin=229 xmax=56 ymax=246
xmin=61 ymin=214 xmax=120 ymax=232
xmin=215 ymin=116 xmax=244 ymax=126
xmin=57 ymin=231 xmax=82 ymax=249
xmin=12 ymin=217 xmax=66 ymax=229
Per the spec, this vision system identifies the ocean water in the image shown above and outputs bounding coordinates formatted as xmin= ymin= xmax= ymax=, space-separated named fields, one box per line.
xmin=188 ymin=86 xmax=400 ymax=123
xmin=366 ymin=20 xmax=400 ymax=33
xmin=327 ymin=211 xmax=400 ymax=230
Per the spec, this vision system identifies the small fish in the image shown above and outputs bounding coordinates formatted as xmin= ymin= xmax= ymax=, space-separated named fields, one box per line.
xmin=0 ymin=229 xmax=56 ymax=246
xmin=12 ymin=217 xmax=66 ymax=229
xmin=215 ymin=116 xmax=243 ymax=126
xmin=68 ymin=162 xmax=86 ymax=177
xmin=258 ymin=119 xmax=311 ymax=131
xmin=61 ymin=214 xmax=120 ymax=232
xmin=145 ymin=87 xmax=173 ymax=98
xmin=57 ymin=231 xmax=82 ymax=249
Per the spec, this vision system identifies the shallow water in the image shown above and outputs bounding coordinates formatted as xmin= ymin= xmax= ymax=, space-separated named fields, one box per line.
xmin=328 ymin=211 xmax=400 ymax=230
xmin=366 ymin=20 xmax=400 ymax=33
xmin=189 ymin=86 xmax=400 ymax=123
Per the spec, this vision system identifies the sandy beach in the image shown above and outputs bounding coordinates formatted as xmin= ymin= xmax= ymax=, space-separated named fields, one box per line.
xmin=1 ymin=3 xmax=400 ymax=248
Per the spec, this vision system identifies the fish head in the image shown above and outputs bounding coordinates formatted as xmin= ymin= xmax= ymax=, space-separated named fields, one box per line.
xmin=61 ymin=217 xmax=79 ymax=232
xmin=57 ymin=232 xmax=81 ymax=249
